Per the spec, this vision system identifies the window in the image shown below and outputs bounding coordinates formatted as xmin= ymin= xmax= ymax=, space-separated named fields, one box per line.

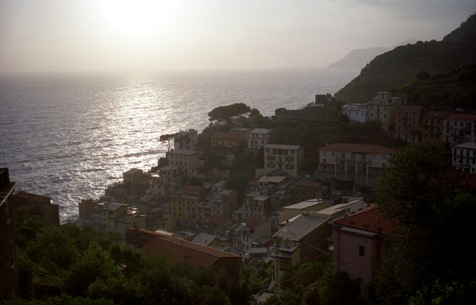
xmin=359 ymin=246 xmax=365 ymax=256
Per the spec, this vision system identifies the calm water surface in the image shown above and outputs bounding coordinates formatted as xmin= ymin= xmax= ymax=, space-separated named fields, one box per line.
xmin=0 ymin=69 xmax=358 ymax=221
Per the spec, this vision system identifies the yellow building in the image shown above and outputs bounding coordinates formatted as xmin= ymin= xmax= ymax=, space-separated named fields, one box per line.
xmin=264 ymin=144 xmax=304 ymax=177
xmin=421 ymin=111 xmax=449 ymax=143
xmin=365 ymin=92 xmax=401 ymax=131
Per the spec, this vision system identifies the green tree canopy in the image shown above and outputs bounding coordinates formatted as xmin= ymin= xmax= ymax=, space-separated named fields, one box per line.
xmin=208 ymin=103 xmax=251 ymax=121
xmin=374 ymin=143 xmax=476 ymax=305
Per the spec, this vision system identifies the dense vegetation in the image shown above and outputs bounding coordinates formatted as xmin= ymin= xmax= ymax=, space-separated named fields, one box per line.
xmin=207 ymin=103 xmax=252 ymax=122
xmin=371 ymin=143 xmax=476 ymax=305
xmin=7 ymin=218 xmax=242 ymax=305
xmin=335 ymin=13 xmax=476 ymax=103
xmin=397 ymin=64 xmax=476 ymax=110
xmin=264 ymin=258 xmax=366 ymax=305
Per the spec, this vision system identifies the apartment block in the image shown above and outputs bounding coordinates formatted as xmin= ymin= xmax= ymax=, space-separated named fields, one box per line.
xmin=443 ymin=113 xmax=476 ymax=147
xmin=264 ymin=144 xmax=304 ymax=177
xmin=316 ymin=143 xmax=395 ymax=186
xmin=248 ymin=128 xmax=273 ymax=151
xmin=342 ymin=104 xmax=367 ymax=123
xmin=365 ymin=92 xmax=401 ymax=131
xmin=166 ymin=149 xmax=202 ymax=178
xmin=453 ymin=142 xmax=476 ymax=174
xmin=174 ymin=129 xmax=198 ymax=152
xmin=421 ymin=111 xmax=449 ymax=143
xmin=394 ymin=105 xmax=424 ymax=143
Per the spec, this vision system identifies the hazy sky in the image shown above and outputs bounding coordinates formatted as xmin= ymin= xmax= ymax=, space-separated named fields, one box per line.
xmin=1 ymin=0 xmax=475 ymax=73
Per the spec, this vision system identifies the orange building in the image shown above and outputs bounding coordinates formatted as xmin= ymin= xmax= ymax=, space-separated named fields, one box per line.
xmin=421 ymin=111 xmax=449 ymax=143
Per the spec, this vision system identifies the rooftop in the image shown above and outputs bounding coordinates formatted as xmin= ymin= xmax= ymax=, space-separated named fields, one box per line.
xmin=318 ymin=200 xmax=368 ymax=217
xmin=446 ymin=113 xmax=476 ymax=121
xmin=250 ymin=128 xmax=272 ymax=134
xmin=423 ymin=111 xmax=450 ymax=118
xmin=245 ymin=218 xmax=263 ymax=229
xmin=274 ymin=213 xmax=329 ymax=241
xmin=184 ymin=185 xmax=203 ymax=194
xmin=397 ymin=105 xmax=424 ymax=111
xmin=332 ymin=205 xmax=392 ymax=236
xmin=295 ymin=179 xmax=321 ymax=188
xmin=454 ymin=142 xmax=476 ymax=149
xmin=191 ymin=232 xmax=217 ymax=246
xmin=211 ymin=132 xmax=241 ymax=140
xmin=13 ymin=191 xmax=52 ymax=204
xmin=168 ymin=149 xmax=200 ymax=155
xmin=139 ymin=232 xmax=239 ymax=268
xmin=124 ymin=168 xmax=142 ymax=175
xmin=105 ymin=202 xmax=127 ymax=212
xmin=284 ymin=198 xmax=323 ymax=210
xmin=265 ymin=144 xmax=302 ymax=150
xmin=320 ymin=143 xmax=396 ymax=154
xmin=258 ymin=175 xmax=287 ymax=185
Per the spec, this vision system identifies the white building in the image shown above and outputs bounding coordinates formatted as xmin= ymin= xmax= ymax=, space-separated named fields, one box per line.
xmin=443 ymin=113 xmax=476 ymax=147
xmin=317 ymin=143 xmax=395 ymax=186
xmin=453 ymin=142 xmax=476 ymax=174
xmin=248 ymin=128 xmax=273 ymax=151
xmin=342 ymin=104 xmax=367 ymax=123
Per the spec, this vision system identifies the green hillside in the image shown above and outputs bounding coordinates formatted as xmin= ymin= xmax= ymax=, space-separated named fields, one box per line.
xmin=335 ymin=13 xmax=476 ymax=103
xmin=397 ymin=64 xmax=476 ymax=110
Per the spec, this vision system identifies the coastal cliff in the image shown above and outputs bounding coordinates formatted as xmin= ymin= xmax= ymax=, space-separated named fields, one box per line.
xmin=335 ymin=13 xmax=476 ymax=103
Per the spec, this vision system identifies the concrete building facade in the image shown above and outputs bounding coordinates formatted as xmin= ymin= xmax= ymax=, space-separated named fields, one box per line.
xmin=264 ymin=144 xmax=304 ymax=177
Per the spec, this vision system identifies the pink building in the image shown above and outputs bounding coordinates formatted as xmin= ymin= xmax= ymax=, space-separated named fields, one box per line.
xmin=394 ymin=105 xmax=424 ymax=143
xmin=331 ymin=205 xmax=392 ymax=287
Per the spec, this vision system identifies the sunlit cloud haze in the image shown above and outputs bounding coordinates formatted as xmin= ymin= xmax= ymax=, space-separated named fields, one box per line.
xmin=1 ymin=0 xmax=475 ymax=73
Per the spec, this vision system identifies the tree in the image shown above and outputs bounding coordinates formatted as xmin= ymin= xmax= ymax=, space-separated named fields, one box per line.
xmin=320 ymin=272 xmax=366 ymax=305
xmin=208 ymin=103 xmax=251 ymax=121
xmin=374 ymin=143 xmax=476 ymax=305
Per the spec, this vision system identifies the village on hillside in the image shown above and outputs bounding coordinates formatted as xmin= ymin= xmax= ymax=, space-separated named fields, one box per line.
xmin=2 ymin=91 xmax=476 ymax=302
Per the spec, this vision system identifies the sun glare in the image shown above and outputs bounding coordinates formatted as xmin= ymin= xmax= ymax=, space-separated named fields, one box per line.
xmin=97 ymin=0 xmax=181 ymax=38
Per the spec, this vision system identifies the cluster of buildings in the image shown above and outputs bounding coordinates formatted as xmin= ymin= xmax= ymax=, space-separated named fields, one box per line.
xmin=2 ymin=91 xmax=474 ymax=301
xmin=343 ymin=91 xmax=476 ymax=174
xmin=274 ymin=93 xmax=339 ymax=122
xmin=74 ymin=96 xmax=400 ymax=300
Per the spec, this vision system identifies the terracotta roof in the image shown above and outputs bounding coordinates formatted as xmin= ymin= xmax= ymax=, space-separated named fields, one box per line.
xmin=210 ymin=215 xmax=232 ymax=227
xmin=211 ymin=132 xmax=241 ymax=140
xmin=320 ymin=143 xmax=396 ymax=154
xmin=246 ymin=218 xmax=263 ymax=229
xmin=295 ymin=179 xmax=321 ymax=188
xmin=423 ymin=111 xmax=450 ymax=119
xmin=397 ymin=105 xmax=423 ymax=111
xmin=446 ymin=113 xmax=476 ymax=121
xmin=139 ymin=233 xmax=239 ymax=268
xmin=333 ymin=205 xmax=392 ymax=236
xmin=14 ymin=191 xmax=51 ymax=203
xmin=185 ymin=185 xmax=202 ymax=194
xmin=248 ymin=179 xmax=259 ymax=186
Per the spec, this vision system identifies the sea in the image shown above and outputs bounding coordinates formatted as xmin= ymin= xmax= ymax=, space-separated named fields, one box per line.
xmin=0 ymin=69 xmax=359 ymax=222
